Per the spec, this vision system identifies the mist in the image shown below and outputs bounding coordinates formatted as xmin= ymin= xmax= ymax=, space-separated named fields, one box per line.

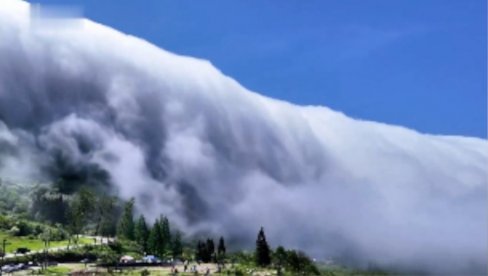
xmin=0 ymin=1 xmax=486 ymax=274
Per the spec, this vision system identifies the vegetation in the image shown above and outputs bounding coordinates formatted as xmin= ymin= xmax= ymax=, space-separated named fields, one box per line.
xmin=0 ymin=231 xmax=91 ymax=253
xmin=134 ymin=215 xmax=149 ymax=253
xmin=255 ymin=226 xmax=271 ymax=266
xmin=117 ymin=198 xmax=135 ymax=240
xmin=217 ymin=236 xmax=226 ymax=261
xmin=0 ymin=178 xmax=392 ymax=275
xmin=171 ymin=230 xmax=183 ymax=259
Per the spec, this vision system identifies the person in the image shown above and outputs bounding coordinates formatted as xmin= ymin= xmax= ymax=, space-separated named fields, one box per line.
xmin=205 ymin=267 xmax=210 ymax=275
xmin=184 ymin=264 xmax=188 ymax=272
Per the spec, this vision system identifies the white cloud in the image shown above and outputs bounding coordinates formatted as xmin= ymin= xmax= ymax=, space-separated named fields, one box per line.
xmin=0 ymin=1 xmax=486 ymax=273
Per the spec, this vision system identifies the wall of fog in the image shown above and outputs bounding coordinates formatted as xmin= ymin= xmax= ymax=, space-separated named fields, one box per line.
xmin=0 ymin=1 xmax=486 ymax=274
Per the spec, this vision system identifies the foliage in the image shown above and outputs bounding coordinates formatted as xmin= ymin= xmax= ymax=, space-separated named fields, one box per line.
xmin=67 ymin=187 xmax=96 ymax=238
xmin=148 ymin=218 xmax=164 ymax=257
xmin=271 ymin=246 xmax=322 ymax=275
xmin=195 ymin=238 xmax=215 ymax=262
xmin=159 ymin=215 xmax=171 ymax=253
xmin=318 ymin=264 xmax=390 ymax=276
xmin=31 ymin=186 xmax=69 ymax=224
xmin=134 ymin=215 xmax=149 ymax=253
xmin=171 ymin=230 xmax=183 ymax=259
xmin=0 ymin=231 xmax=91 ymax=254
xmin=41 ymin=266 xmax=71 ymax=275
xmin=94 ymin=194 xmax=118 ymax=237
xmin=228 ymin=251 xmax=254 ymax=266
xmin=117 ymin=198 xmax=135 ymax=240
xmin=0 ymin=179 xmax=30 ymax=216
xmin=255 ymin=227 xmax=271 ymax=266
xmin=0 ymin=216 xmax=68 ymax=241
xmin=217 ymin=236 xmax=226 ymax=261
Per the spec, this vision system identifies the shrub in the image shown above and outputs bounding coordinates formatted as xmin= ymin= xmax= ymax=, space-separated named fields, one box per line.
xmin=8 ymin=226 xmax=20 ymax=236
xmin=16 ymin=220 xmax=33 ymax=236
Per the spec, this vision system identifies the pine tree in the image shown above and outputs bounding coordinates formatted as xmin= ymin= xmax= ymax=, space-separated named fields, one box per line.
xmin=255 ymin=227 xmax=271 ymax=266
xmin=160 ymin=216 xmax=171 ymax=253
xmin=95 ymin=195 xmax=116 ymax=238
xmin=206 ymin=238 xmax=215 ymax=262
xmin=217 ymin=236 xmax=226 ymax=261
xmin=217 ymin=236 xmax=226 ymax=255
xmin=148 ymin=218 xmax=164 ymax=257
xmin=195 ymin=240 xmax=207 ymax=262
xmin=117 ymin=198 xmax=135 ymax=240
xmin=171 ymin=231 xmax=183 ymax=259
xmin=135 ymin=215 xmax=149 ymax=252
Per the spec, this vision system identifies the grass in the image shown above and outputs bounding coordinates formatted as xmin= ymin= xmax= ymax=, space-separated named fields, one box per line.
xmin=319 ymin=264 xmax=390 ymax=276
xmin=0 ymin=232 xmax=93 ymax=253
xmin=41 ymin=266 xmax=71 ymax=275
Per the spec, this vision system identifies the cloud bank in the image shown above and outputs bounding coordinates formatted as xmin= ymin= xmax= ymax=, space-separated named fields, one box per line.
xmin=0 ymin=1 xmax=486 ymax=273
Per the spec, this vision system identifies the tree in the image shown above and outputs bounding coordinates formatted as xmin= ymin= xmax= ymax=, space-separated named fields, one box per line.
xmin=171 ymin=231 xmax=183 ymax=259
xmin=117 ymin=198 xmax=135 ymax=240
xmin=67 ymin=188 xmax=96 ymax=243
xmin=160 ymin=216 xmax=171 ymax=253
xmin=217 ymin=236 xmax=226 ymax=261
xmin=255 ymin=227 xmax=271 ymax=266
xmin=194 ymin=239 xmax=214 ymax=262
xmin=148 ymin=218 xmax=164 ymax=257
xmin=274 ymin=246 xmax=287 ymax=275
xmin=95 ymin=195 xmax=117 ymax=238
xmin=135 ymin=215 xmax=149 ymax=253
xmin=285 ymin=250 xmax=320 ymax=275
xmin=206 ymin=238 xmax=215 ymax=262
xmin=195 ymin=240 xmax=206 ymax=262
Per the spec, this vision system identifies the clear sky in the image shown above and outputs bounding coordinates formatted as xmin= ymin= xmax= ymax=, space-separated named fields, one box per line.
xmin=29 ymin=0 xmax=487 ymax=138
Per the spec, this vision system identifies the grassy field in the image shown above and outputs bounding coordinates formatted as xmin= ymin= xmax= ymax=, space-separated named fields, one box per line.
xmin=0 ymin=232 xmax=93 ymax=253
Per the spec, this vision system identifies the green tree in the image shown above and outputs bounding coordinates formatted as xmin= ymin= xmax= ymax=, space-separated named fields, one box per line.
xmin=195 ymin=240 xmax=211 ymax=262
xmin=171 ymin=231 xmax=183 ymax=259
xmin=255 ymin=227 xmax=271 ymax=266
xmin=160 ymin=216 xmax=171 ymax=253
xmin=67 ymin=188 xmax=96 ymax=243
xmin=148 ymin=218 xmax=164 ymax=257
xmin=135 ymin=215 xmax=149 ymax=253
xmin=285 ymin=250 xmax=320 ymax=275
xmin=274 ymin=246 xmax=287 ymax=275
xmin=117 ymin=198 xmax=135 ymax=240
xmin=217 ymin=236 xmax=226 ymax=262
xmin=95 ymin=195 xmax=116 ymax=238
xmin=206 ymin=238 xmax=215 ymax=262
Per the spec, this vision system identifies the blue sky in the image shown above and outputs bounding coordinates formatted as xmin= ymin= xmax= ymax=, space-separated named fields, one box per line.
xmin=31 ymin=0 xmax=487 ymax=137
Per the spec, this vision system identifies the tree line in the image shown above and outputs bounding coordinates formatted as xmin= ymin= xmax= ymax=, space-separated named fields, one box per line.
xmin=116 ymin=198 xmax=183 ymax=259
xmin=18 ymin=185 xmax=321 ymax=274
xmin=194 ymin=236 xmax=226 ymax=263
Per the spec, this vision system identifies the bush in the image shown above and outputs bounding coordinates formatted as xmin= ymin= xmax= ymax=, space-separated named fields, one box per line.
xmin=8 ymin=226 xmax=20 ymax=236
xmin=49 ymin=227 xmax=68 ymax=241
xmin=97 ymin=251 xmax=119 ymax=266
xmin=272 ymin=247 xmax=320 ymax=275
xmin=0 ymin=215 xmax=13 ymax=230
xmin=16 ymin=220 xmax=33 ymax=236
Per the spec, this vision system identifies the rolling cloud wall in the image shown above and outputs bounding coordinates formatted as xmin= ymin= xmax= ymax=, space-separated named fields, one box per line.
xmin=0 ymin=1 xmax=486 ymax=273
